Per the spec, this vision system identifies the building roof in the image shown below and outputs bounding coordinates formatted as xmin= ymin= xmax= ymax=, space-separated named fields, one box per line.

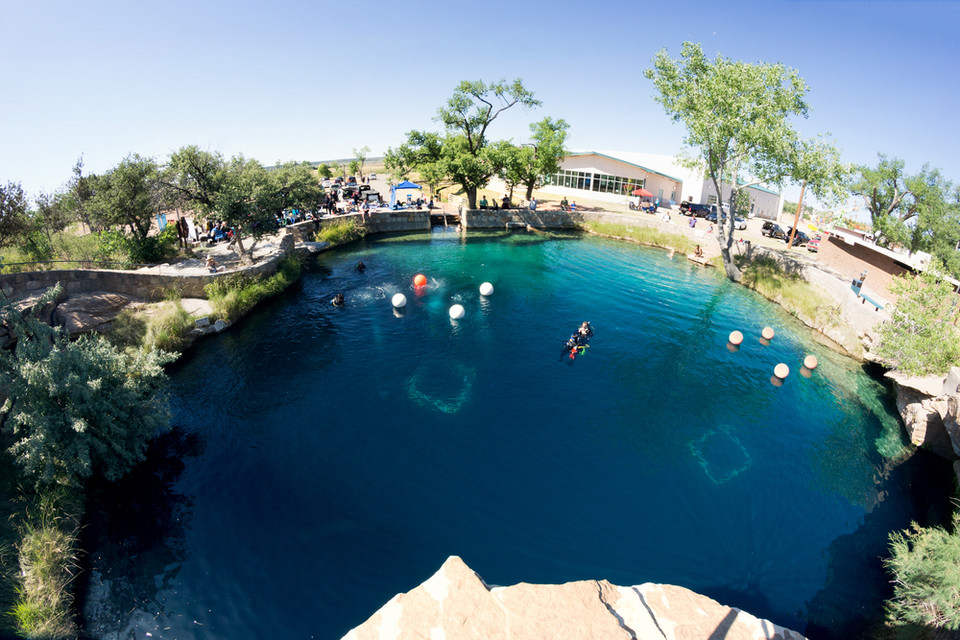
xmin=569 ymin=150 xmax=782 ymax=198
xmin=567 ymin=151 xmax=685 ymax=184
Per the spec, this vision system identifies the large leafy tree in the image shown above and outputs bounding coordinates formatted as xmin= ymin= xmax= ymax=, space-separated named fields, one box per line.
xmin=506 ymin=117 xmax=569 ymax=201
xmin=645 ymin=42 xmax=846 ymax=281
xmin=386 ymin=79 xmax=541 ymax=209
xmin=266 ymin=161 xmax=324 ymax=217
xmin=88 ymin=154 xmax=161 ymax=243
xmin=850 ymin=155 xmax=960 ymax=268
xmin=164 ymin=147 xmax=271 ymax=264
xmin=0 ymin=288 xmax=172 ymax=490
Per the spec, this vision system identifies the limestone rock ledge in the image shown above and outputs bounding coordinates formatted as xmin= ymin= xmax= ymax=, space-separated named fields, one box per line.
xmin=342 ymin=556 xmax=806 ymax=640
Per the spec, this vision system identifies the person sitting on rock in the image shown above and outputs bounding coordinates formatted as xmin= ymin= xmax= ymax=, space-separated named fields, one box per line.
xmin=205 ymin=256 xmax=221 ymax=273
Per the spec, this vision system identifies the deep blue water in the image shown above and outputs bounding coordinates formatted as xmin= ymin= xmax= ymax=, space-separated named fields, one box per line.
xmin=79 ymin=230 xmax=954 ymax=639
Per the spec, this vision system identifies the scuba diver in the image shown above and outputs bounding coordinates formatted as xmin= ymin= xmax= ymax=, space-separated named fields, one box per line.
xmin=562 ymin=322 xmax=595 ymax=360
xmin=355 ymin=261 xmax=366 ymax=272
xmin=332 ymin=293 xmax=345 ymax=306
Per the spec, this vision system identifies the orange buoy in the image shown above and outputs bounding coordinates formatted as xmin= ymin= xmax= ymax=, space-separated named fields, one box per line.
xmin=762 ymin=326 xmax=775 ymax=340
xmin=774 ymin=363 xmax=790 ymax=379
xmin=803 ymin=355 xmax=818 ymax=370
xmin=729 ymin=330 xmax=744 ymax=345
xmin=413 ymin=273 xmax=427 ymax=287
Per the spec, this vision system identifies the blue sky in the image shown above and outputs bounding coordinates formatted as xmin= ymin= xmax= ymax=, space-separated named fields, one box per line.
xmin=2 ymin=0 xmax=958 ymax=207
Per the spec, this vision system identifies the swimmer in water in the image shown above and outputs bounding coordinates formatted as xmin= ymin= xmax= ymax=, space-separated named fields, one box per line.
xmin=356 ymin=261 xmax=366 ymax=272
xmin=332 ymin=293 xmax=345 ymax=306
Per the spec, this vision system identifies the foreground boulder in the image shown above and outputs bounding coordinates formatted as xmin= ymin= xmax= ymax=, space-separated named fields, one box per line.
xmin=342 ymin=556 xmax=806 ymax=640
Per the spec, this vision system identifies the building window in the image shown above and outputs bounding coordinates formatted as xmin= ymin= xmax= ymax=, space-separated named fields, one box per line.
xmin=707 ymin=195 xmax=717 ymax=204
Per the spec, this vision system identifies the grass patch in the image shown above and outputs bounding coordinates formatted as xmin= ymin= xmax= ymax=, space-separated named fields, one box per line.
xmin=738 ymin=255 xmax=842 ymax=330
xmin=10 ymin=492 xmax=79 ymax=640
xmin=144 ymin=300 xmax=194 ymax=353
xmin=582 ymin=221 xmax=696 ymax=255
xmin=205 ymin=255 xmax=303 ymax=323
xmin=315 ymin=219 xmax=365 ymax=246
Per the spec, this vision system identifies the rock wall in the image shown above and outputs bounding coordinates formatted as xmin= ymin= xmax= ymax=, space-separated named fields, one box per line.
xmin=888 ymin=368 xmax=960 ymax=463
xmin=343 ymin=556 xmax=806 ymax=640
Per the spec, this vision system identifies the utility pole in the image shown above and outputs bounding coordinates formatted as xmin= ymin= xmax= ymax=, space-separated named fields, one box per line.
xmin=787 ymin=180 xmax=806 ymax=249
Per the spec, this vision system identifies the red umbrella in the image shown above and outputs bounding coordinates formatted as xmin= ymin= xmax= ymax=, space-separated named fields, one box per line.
xmin=631 ymin=188 xmax=654 ymax=197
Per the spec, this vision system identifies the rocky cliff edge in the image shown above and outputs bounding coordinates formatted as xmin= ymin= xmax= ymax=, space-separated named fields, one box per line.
xmin=342 ymin=556 xmax=806 ymax=640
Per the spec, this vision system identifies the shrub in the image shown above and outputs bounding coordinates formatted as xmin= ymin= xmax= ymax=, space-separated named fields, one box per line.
xmin=884 ymin=511 xmax=960 ymax=634
xmin=11 ymin=493 xmax=79 ymax=640
xmin=205 ymin=255 xmax=303 ymax=323
xmin=0 ymin=293 xmax=173 ymax=490
xmin=144 ymin=300 xmax=194 ymax=353
xmin=876 ymin=264 xmax=960 ymax=376
xmin=315 ymin=219 xmax=364 ymax=246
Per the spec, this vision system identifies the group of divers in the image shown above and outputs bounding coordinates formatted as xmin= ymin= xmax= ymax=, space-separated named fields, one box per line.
xmin=330 ymin=260 xmax=595 ymax=361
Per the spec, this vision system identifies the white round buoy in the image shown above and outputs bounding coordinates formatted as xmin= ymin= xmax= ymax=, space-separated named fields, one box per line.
xmin=762 ymin=326 xmax=775 ymax=340
xmin=729 ymin=330 xmax=744 ymax=345
xmin=392 ymin=293 xmax=407 ymax=308
xmin=449 ymin=304 xmax=465 ymax=320
xmin=479 ymin=282 xmax=494 ymax=296
xmin=804 ymin=354 xmax=818 ymax=370
xmin=774 ymin=363 xmax=790 ymax=379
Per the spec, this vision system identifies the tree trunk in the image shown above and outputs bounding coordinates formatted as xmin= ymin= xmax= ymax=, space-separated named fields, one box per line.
xmin=234 ymin=235 xmax=254 ymax=266
xmin=716 ymin=191 xmax=741 ymax=282
xmin=466 ymin=187 xmax=478 ymax=210
xmin=525 ymin=181 xmax=534 ymax=201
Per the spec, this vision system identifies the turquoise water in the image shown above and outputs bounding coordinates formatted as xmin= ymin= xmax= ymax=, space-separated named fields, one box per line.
xmin=79 ymin=230 xmax=953 ymax=639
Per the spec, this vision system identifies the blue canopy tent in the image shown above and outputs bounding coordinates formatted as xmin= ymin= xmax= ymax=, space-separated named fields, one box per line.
xmin=390 ymin=180 xmax=422 ymax=208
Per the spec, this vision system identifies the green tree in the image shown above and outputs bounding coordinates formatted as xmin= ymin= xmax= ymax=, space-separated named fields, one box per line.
xmin=349 ymin=159 xmax=360 ymax=177
xmin=266 ymin=161 xmax=324 ymax=216
xmin=0 ymin=288 xmax=172 ymax=490
xmin=884 ymin=511 xmax=960 ymax=633
xmin=353 ymin=146 xmax=370 ymax=180
xmin=645 ymin=42 xmax=846 ymax=281
xmin=0 ymin=181 xmax=30 ymax=250
xmin=851 ymin=155 xmax=960 ymax=268
xmin=512 ymin=117 xmax=569 ymax=201
xmin=164 ymin=147 xmax=276 ymax=265
xmin=88 ymin=154 xmax=161 ymax=243
xmin=876 ymin=262 xmax=960 ymax=376
xmin=386 ymin=79 xmax=541 ymax=209
xmin=317 ymin=163 xmax=333 ymax=179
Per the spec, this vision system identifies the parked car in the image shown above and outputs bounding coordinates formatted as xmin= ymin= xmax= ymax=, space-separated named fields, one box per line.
xmin=761 ymin=221 xmax=788 ymax=240
xmin=784 ymin=227 xmax=811 ymax=247
xmin=321 ymin=179 xmax=332 ymax=188
xmin=679 ymin=201 xmax=715 ymax=218
xmin=705 ymin=212 xmax=748 ymax=229
xmin=807 ymin=235 xmax=822 ymax=252
xmin=369 ymin=173 xmax=377 ymax=180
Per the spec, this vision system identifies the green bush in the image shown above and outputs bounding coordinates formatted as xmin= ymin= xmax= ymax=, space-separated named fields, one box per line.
xmin=884 ymin=511 xmax=960 ymax=634
xmin=315 ymin=219 xmax=364 ymax=246
xmin=205 ymin=255 xmax=303 ymax=323
xmin=876 ymin=264 xmax=960 ymax=376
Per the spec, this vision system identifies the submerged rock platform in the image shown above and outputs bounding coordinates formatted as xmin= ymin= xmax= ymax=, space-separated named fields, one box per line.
xmin=342 ymin=556 xmax=806 ymax=640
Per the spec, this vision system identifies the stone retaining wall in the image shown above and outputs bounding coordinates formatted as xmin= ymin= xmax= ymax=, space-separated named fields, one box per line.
xmin=1 ymin=233 xmax=294 ymax=301
xmin=462 ymin=208 xmax=582 ymax=229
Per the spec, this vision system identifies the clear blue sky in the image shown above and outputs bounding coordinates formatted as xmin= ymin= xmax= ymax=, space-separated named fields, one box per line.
xmin=3 ymin=0 xmax=958 ymax=207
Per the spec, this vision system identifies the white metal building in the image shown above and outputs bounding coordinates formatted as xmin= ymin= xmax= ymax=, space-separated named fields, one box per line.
xmin=527 ymin=151 xmax=785 ymax=219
